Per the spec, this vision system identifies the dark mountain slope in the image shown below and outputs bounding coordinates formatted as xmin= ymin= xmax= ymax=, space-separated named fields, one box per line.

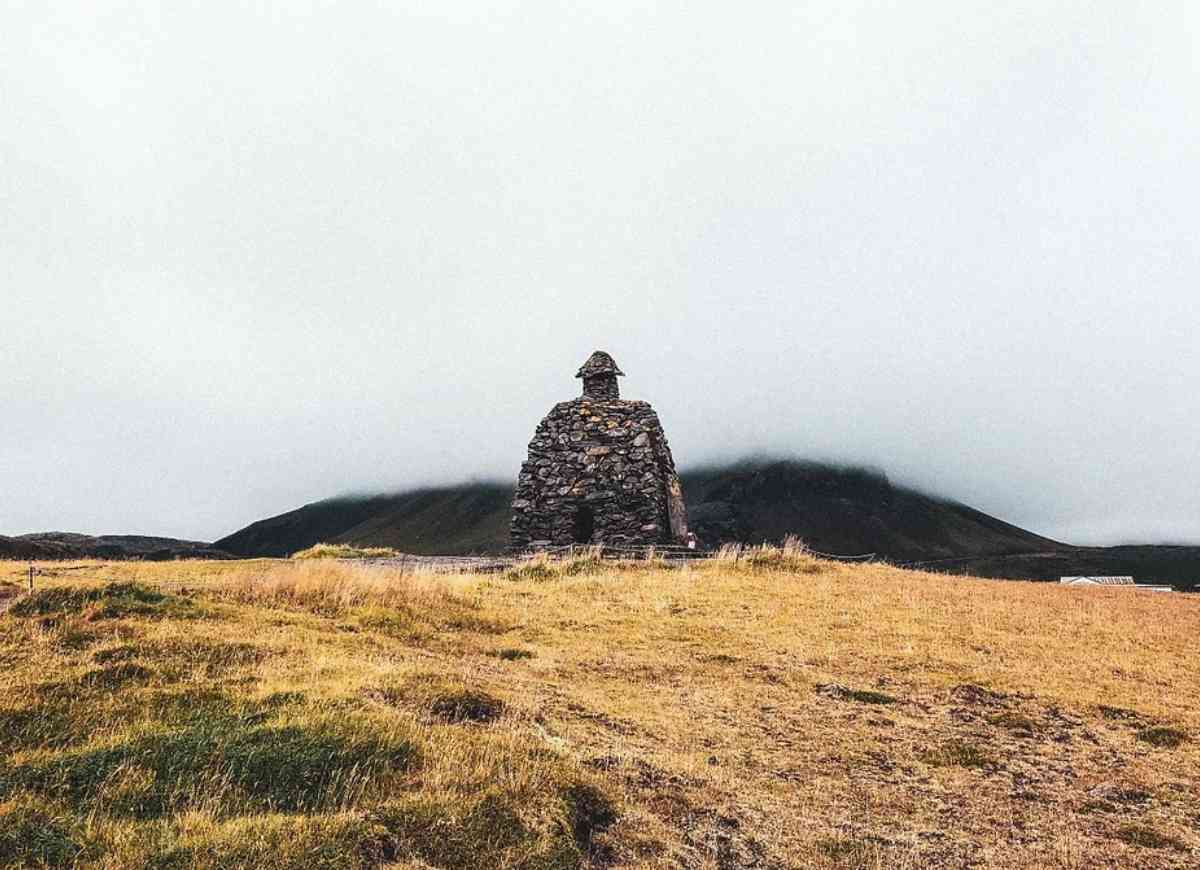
xmin=683 ymin=461 xmax=1063 ymax=560
xmin=216 ymin=460 xmax=1063 ymax=561
xmin=214 ymin=460 xmax=1200 ymax=588
xmin=333 ymin=484 xmax=513 ymax=554
xmin=214 ymin=495 xmax=408 ymax=559
xmin=0 ymin=533 xmax=231 ymax=561
xmin=216 ymin=485 xmax=513 ymax=558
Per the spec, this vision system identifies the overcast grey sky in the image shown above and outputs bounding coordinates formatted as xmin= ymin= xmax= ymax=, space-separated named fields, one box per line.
xmin=3 ymin=2 xmax=1198 ymax=544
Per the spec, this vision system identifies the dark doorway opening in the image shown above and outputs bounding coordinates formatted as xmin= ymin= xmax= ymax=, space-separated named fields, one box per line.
xmin=573 ymin=506 xmax=595 ymax=544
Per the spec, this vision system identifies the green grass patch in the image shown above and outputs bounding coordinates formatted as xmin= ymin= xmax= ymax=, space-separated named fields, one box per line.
xmin=815 ymin=683 xmax=897 ymax=705
xmin=142 ymin=687 xmax=264 ymax=729
xmin=1098 ymin=704 xmax=1142 ymax=721
xmin=6 ymin=716 xmax=417 ymax=818
xmin=741 ymin=550 xmax=823 ymax=573
xmin=505 ymin=560 xmax=562 ymax=582
xmin=816 ymin=836 xmax=864 ymax=860
xmin=9 ymin=582 xmax=194 ymax=622
xmin=261 ymin=690 xmax=306 ymax=708
xmin=429 ymin=689 xmax=506 ymax=724
xmin=369 ymin=782 xmax=612 ymax=869
xmin=366 ymin=675 xmax=507 ymax=724
xmin=38 ymin=616 xmax=102 ymax=651
xmin=352 ymin=603 xmax=508 ymax=639
xmin=0 ymin=685 xmax=270 ymax=757
xmin=491 ymin=647 xmax=535 ymax=661
xmin=919 ymin=739 xmax=995 ymax=769
xmin=0 ymin=705 xmax=83 ymax=754
xmin=147 ymin=812 xmax=393 ymax=870
xmin=80 ymin=662 xmax=155 ymax=689
xmin=349 ymin=605 xmax=433 ymax=642
xmin=1135 ymin=726 xmax=1187 ymax=748
xmin=0 ymin=798 xmax=85 ymax=868
xmin=373 ymin=792 xmax=560 ymax=868
xmin=504 ymin=551 xmax=613 ymax=582
xmin=148 ymin=784 xmax=606 ymax=870
xmin=986 ymin=712 xmax=1039 ymax=734
xmin=94 ymin=639 xmax=266 ymax=670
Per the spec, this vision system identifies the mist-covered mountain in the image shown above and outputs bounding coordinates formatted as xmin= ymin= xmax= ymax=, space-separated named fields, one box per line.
xmin=216 ymin=484 xmax=514 ymax=559
xmin=213 ymin=460 xmax=1199 ymax=589
xmin=217 ymin=460 xmax=1049 ymax=559
xmin=8 ymin=460 xmax=1194 ymax=588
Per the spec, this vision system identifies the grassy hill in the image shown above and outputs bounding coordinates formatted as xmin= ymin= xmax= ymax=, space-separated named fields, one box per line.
xmin=1 ymin=555 xmax=1197 ymax=868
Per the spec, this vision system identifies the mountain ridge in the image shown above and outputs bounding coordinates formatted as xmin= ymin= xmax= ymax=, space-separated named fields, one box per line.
xmin=9 ymin=460 xmax=1195 ymax=589
xmin=212 ymin=460 xmax=1199 ymax=589
xmin=0 ymin=532 xmax=232 ymax=561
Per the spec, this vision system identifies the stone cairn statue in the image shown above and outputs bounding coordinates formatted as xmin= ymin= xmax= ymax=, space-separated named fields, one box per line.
xmin=510 ymin=351 xmax=689 ymax=550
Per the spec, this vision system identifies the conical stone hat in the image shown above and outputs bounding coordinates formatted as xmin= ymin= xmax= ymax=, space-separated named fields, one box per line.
xmin=575 ymin=350 xmax=624 ymax=379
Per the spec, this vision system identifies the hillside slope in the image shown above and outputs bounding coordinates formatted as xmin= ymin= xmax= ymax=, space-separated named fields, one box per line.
xmin=0 ymin=533 xmax=231 ymax=561
xmin=216 ymin=461 xmax=1060 ymax=560
xmin=215 ymin=460 xmax=1200 ymax=589
xmin=682 ymin=461 xmax=1062 ymax=560
xmin=217 ymin=485 xmax=513 ymax=558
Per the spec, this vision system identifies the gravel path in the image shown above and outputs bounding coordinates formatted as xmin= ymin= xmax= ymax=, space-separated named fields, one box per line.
xmin=352 ymin=554 xmax=520 ymax=574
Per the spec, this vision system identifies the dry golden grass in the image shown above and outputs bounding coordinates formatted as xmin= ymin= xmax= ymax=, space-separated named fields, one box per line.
xmin=1 ymin=554 xmax=1197 ymax=868
xmin=292 ymin=543 xmax=402 ymax=560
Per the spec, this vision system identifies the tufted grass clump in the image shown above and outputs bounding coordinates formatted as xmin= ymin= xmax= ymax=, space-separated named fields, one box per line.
xmin=815 ymin=835 xmax=887 ymax=864
xmin=365 ymin=674 xmax=507 ymax=725
xmin=710 ymin=536 xmax=826 ymax=574
xmin=919 ymin=739 xmax=995 ymax=769
xmin=147 ymin=812 xmax=395 ymax=870
xmin=292 ymin=543 xmax=400 ymax=560
xmin=987 ymin=711 xmax=1040 ymax=734
xmin=504 ymin=547 xmax=662 ymax=583
xmin=491 ymin=646 xmax=535 ymax=661
xmin=429 ymin=689 xmax=506 ymax=724
xmin=505 ymin=548 xmax=610 ymax=581
xmin=504 ymin=553 xmax=562 ymax=582
xmin=815 ymin=683 xmax=898 ymax=706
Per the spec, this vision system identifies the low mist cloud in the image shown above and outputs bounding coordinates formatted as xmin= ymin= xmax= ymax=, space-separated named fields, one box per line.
xmin=3 ymin=2 xmax=1197 ymax=544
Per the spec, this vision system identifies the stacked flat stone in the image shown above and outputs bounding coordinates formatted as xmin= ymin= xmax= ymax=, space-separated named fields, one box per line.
xmin=510 ymin=351 xmax=688 ymax=549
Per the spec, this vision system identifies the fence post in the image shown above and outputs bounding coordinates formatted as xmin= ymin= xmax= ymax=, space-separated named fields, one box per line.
xmin=28 ymin=564 xmax=34 ymax=594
